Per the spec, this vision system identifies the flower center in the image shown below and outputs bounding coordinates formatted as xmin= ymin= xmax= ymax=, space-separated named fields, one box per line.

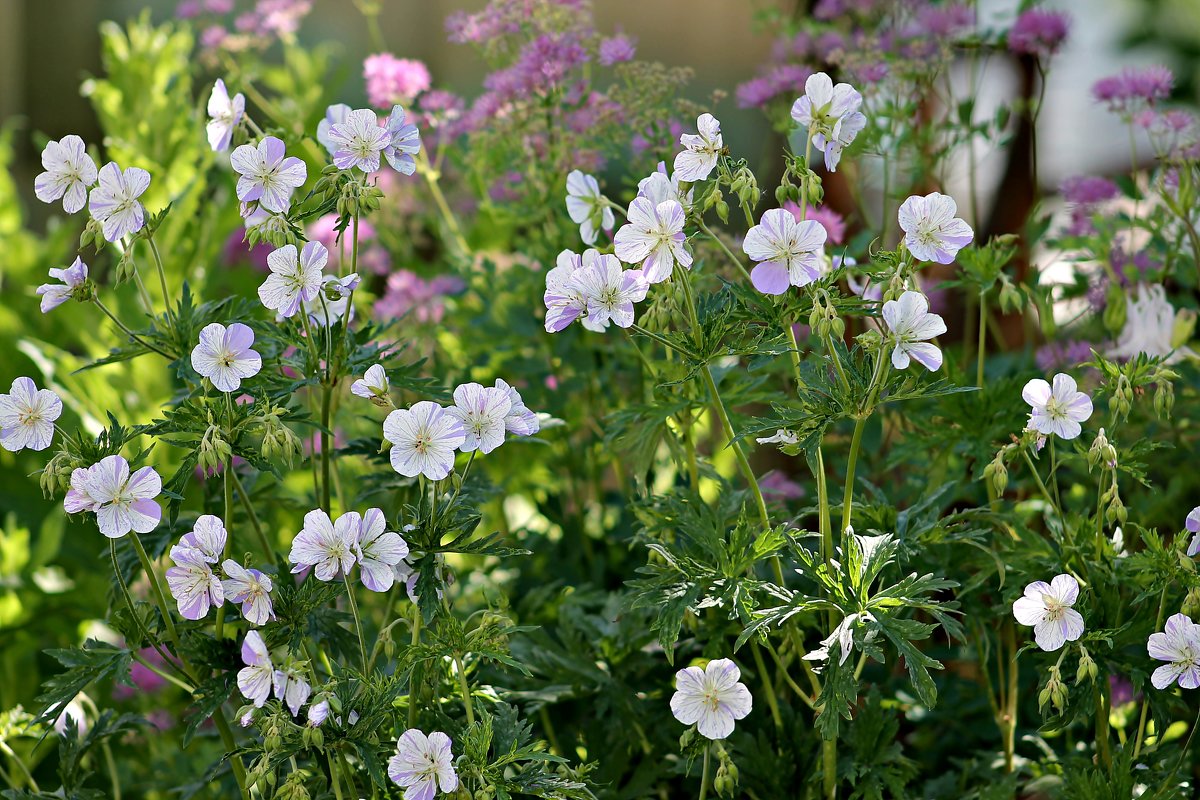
xmin=1044 ymin=397 xmax=1066 ymax=420
xmin=413 ymin=429 xmax=431 ymax=454
xmin=701 ymin=689 xmax=721 ymax=712
xmin=18 ymin=408 xmax=44 ymax=427
xmin=218 ymin=350 xmax=237 ymax=369
xmin=1041 ymin=593 xmax=1067 ymax=621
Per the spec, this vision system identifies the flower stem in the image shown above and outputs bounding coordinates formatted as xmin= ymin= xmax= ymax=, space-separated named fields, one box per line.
xmin=92 ymin=298 xmax=174 ymax=359
xmin=0 ymin=742 xmax=38 ymax=793
xmin=147 ymin=233 xmax=174 ymax=326
xmin=822 ymin=737 xmax=837 ymax=800
xmin=698 ymin=745 xmax=712 ymax=800
xmin=229 ymin=468 xmax=275 ymax=558
xmin=976 ymin=292 xmax=987 ymax=388
xmin=453 ymin=654 xmax=476 ymax=726
xmin=321 ymin=382 xmax=333 ymax=514
xmin=328 ymin=753 xmax=345 ymax=800
xmin=416 ymin=150 xmax=470 ymax=258
xmin=342 ymin=574 xmax=368 ymax=669
xmin=698 ymin=220 xmax=752 ymax=283
xmin=408 ymin=604 xmax=422 ymax=728
xmin=750 ymin=640 xmax=784 ymax=731
xmin=1133 ymin=586 xmax=1169 ymax=759
xmin=840 ymin=352 xmax=887 ymax=539
xmin=128 ymin=532 xmax=181 ymax=653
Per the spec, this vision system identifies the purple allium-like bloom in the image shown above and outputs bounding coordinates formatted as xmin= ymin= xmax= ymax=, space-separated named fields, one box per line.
xmin=448 ymin=382 xmax=511 ymax=455
xmin=613 ymin=197 xmax=691 ymax=283
xmin=206 ymin=79 xmax=245 ymax=152
xmin=222 ymin=560 xmax=274 ymax=625
xmin=166 ymin=544 xmax=224 ymax=620
xmin=573 ymin=253 xmax=649 ymax=330
xmin=34 ymin=135 xmax=97 ymax=214
xmin=745 ymin=208 xmax=828 ymax=295
xmin=882 ymin=291 xmax=947 ymax=371
xmin=384 ymin=402 xmax=466 ymax=480
xmin=259 ymin=241 xmax=326 ymax=318
xmin=1147 ymin=613 xmax=1200 ymax=690
xmin=230 ymin=136 xmax=307 ymax=213
xmin=63 ymin=455 xmax=161 ymax=538
xmin=364 ymin=54 xmax=432 ymax=107
xmin=0 ymin=377 xmax=62 ymax=452
xmin=916 ymin=2 xmax=974 ymax=37
xmin=388 ymin=729 xmax=459 ymax=800
xmin=355 ymin=508 xmax=409 ymax=592
xmin=1008 ymin=9 xmax=1070 ymax=58
xmin=374 ymin=270 xmax=462 ymax=324
xmin=37 ymin=256 xmax=89 ymax=314
xmin=290 ymin=509 xmax=360 ymax=581
xmin=760 ymin=470 xmax=805 ymax=501
xmin=1035 ymin=339 xmax=1094 ymax=373
xmin=383 ymin=105 xmax=422 ymax=175
xmin=673 ymin=113 xmax=723 ymax=183
xmin=328 ymin=108 xmax=392 ymax=172
xmin=1062 ymin=175 xmax=1119 ymax=206
xmin=791 ymin=73 xmax=866 ymax=172
xmin=898 ymin=192 xmax=974 ymax=264
xmin=599 ymin=33 xmax=637 ymax=66
xmin=191 ymin=322 xmax=263 ymax=393
xmin=88 ymin=162 xmax=150 ymax=241
xmin=736 ymin=77 xmax=776 ymax=110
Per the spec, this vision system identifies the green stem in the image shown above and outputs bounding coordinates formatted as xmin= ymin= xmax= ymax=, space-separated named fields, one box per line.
xmin=698 ymin=220 xmax=752 ymax=283
xmin=417 ymin=150 xmax=470 ymax=258
xmin=453 ymin=654 xmax=476 ymax=726
xmin=148 ymin=234 xmax=173 ymax=325
xmin=101 ymin=739 xmax=122 ymax=800
xmin=0 ymin=742 xmax=37 ymax=793
xmin=1095 ymin=679 xmax=1112 ymax=773
xmin=750 ymin=641 xmax=784 ymax=731
xmin=1133 ymin=586 xmax=1169 ymax=759
xmin=976 ymin=292 xmax=987 ymax=388
xmin=698 ymin=745 xmax=712 ymax=800
xmin=130 ymin=650 xmax=194 ymax=693
xmin=128 ymin=532 xmax=181 ymax=653
xmin=1020 ymin=450 xmax=1059 ymax=513
xmin=211 ymin=710 xmax=251 ymax=800
xmin=215 ymin=454 xmax=234 ymax=642
xmin=840 ymin=352 xmax=887 ymax=538
xmin=822 ymin=736 xmax=837 ymax=800
xmin=229 ymin=468 xmax=274 ymax=558
xmin=408 ymin=606 xmax=422 ymax=728
xmin=321 ymin=382 xmax=333 ymax=514
xmin=92 ymin=298 xmax=174 ymax=359
xmin=328 ymin=753 xmax=345 ymax=800
xmin=342 ymin=574 xmax=368 ymax=669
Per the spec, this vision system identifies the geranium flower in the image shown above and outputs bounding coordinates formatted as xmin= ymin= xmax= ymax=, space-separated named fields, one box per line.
xmin=328 ymin=108 xmax=393 ymax=172
xmin=637 ymin=162 xmax=692 ymax=207
xmin=1022 ymin=373 xmax=1093 ymax=440
xmin=543 ymin=249 xmax=603 ymax=333
xmin=387 ymin=729 xmax=459 ymax=800
xmin=613 ymin=197 xmax=691 ymax=284
xmin=316 ymin=103 xmax=351 ymax=155
xmin=882 ymin=291 xmax=947 ymax=371
xmin=37 ymin=257 xmax=89 ymax=314
xmin=565 ymin=170 xmax=614 ymax=246
xmin=384 ymin=402 xmax=465 ymax=480
xmin=237 ymin=631 xmax=273 ymax=707
xmin=898 ymin=192 xmax=974 ymax=264
xmin=259 ymin=241 xmax=327 ymax=318
xmin=803 ymin=612 xmax=874 ymax=667
xmin=1012 ymin=574 xmax=1085 ymax=652
xmin=273 ymin=664 xmax=312 ymax=716
xmin=383 ymin=105 xmax=422 ymax=175
xmin=230 ymin=136 xmax=307 ymax=213
xmin=1148 ymin=613 xmax=1200 ymax=689
xmin=355 ymin=507 xmax=409 ymax=592
xmin=744 ymin=208 xmax=828 ymax=294
xmin=63 ymin=455 xmax=161 ymax=539
xmin=1185 ymin=507 xmax=1200 ymax=557
xmin=289 ymin=509 xmax=360 ymax=581
xmin=351 ymin=364 xmax=391 ymax=406
xmin=302 ymin=274 xmax=359 ymax=327
xmin=574 ymin=254 xmax=648 ymax=330
xmin=670 ymin=658 xmax=753 ymax=740
xmin=191 ymin=322 xmax=263 ymax=393
xmin=790 ymin=72 xmax=866 ymax=172
xmin=222 ymin=560 xmax=275 ymax=626
xmin=672 ymin=113 xmax=723 ymax=182
xmin=206 ymin=79 xmax=245 ymax=152
xmin=166 ymin=544 xmax=224 ymax=620
xmin=88 ymin=162 xmax=150 ymax=242
xmin=179 ymin=515 xmax=227 ymax=563
xmin=448 ymin=383 xmax=511 ymax=455
xmin=0 ymin=377 xmax=62 ymax=452
xmin=34 ymin=135 xmax=97 ymax=214
xmin=495 ymin=379 xmax=539 ymax=436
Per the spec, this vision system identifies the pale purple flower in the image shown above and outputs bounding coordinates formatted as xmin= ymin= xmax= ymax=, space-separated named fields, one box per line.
xmin=1185 ymin=506 xmax=1200 ymax=557
xmin=207 ymin=79 xmax=245 ymax=152
xmin=804 ymin=611 xmax=873 ymax=666
xmin=670 ymin=658 xmax=753 ymax=740
xmin=898 ymin=192 xmax=974 ymax=264
xmin=544 ymin=249 xmax=601 ymax=333
xmin=672 ymin=113 xmax=723 ymax=183
xmin=384 ymin=402 xmax=465 ymax=480
xmin=882 ymin=291 xmax=947 ymax=371
xmin=448 ymin=383 xmax=511 ymax=455
xmin=637 ymin=163 xmax=692 ymax=208
xmin=307 ymin=698 xmax=331 ymax=727
xmin=495 ymin=378 xmax=539 ymax=436
xmin=1023 ymin=373 xmax=1093 ymax=440
xmin=565 ymin=170 xmax=614 ymax=246
xmin=598 ymin=33 xmax=636 ymax=66
xmin=63 ymin=455 xmax=161 ymax=539
xmin=351 ymin=364 xmax=390 ymax=405
xmin=1013 ymin=574 xmax=1086 ymax=652
xmin=1008 ymin=9 xmax=1071 ymax=58
xmin=37 ymin=257 xmax=88 ymax=314
xmin=574 ymin=254 xmax=649 ymax=330
xmin=317 ymin=103 xmax=351 ymax=155
xmin=355 ymin=508 xmax=409 ymax=592
xmin=388 ymin=729 xmax=459 ymax=800
xmin=1148 ymin=613 xmax=1200 ymax=689
xmin=88 ymin=162 xmax=150 ymax=241
xmin=328 ymin=108 xmax=393 ymax=172
xmin=273 ymin=664 xmax=312 ymax=716
xmin=383 ymin=105 xmax=422 ymax=175
xmin=364 ymin=54 xmax=431 ymax=107
xmin=790 ymin=72 xmax=866 ymax=172
xmin=179 ymin=514 xmax=227 ymax=563
xmin=0 ymin=377 xmax=62 ymax=452
xmin=290 ymin=509 xmax=360 ymax=581
xmin=230 ymin=136 xmax=307 ymax=213
xmin=34 ymin=135 xmax=97 ymax=214
xmin=222 ymin=560 xmax=275 ymax=625
xmin=166 ymin=544 xmax=224 ymax=620
xmin=613 ymin=197 xmax=691 ymax=284
xmin=744 ymin=208 xmax=828 ymax=295
xmin=191 ymin=323 xmax=262 ymax=393
xmin=259 ymin=241 xmax=326 ymax=318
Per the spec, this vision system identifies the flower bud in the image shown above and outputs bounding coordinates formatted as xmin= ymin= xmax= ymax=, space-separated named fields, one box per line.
xmin=198 ymin=425 xmax=232 ymax=475
xmin=1182 ymin=586 xmax=1200 ymax=616
xmin=984 ymin=455 xmax=1008 ymax=495
xmin=302 ymin=724 xmax=324 ymax=750
xmin=41 ymin=449 xmax=77 ymax=498
xmin=1108 ymin=374 xmax=1133 ymax=421
xmin=998 ymin=280 xmax=1024 ymax=314
xmin=715 ymin=200 xmax=730 ymax=224
xmin=1154 ymin=380 xmax=1174 ymax=420
xmin=1075 ymin=647 xmax=1098 ymax=685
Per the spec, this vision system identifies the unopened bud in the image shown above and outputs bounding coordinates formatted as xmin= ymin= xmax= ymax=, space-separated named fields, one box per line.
xmin=1075 ymin=647 xmax=1098 ymax=685
xmin=984 ymin=455 xmax=1008 ymax=495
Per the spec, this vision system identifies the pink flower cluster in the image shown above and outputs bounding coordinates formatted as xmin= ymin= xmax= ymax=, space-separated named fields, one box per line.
xmin=374 ymin=270 xmax=465 ymax=325
xmin=1060 ymin=175 xmax=1119 ymax=236
xmin=1008 ymin=9 xmax=1071 ymax=58
xmin=1093 ymin=66 xmax=1174 ymax=117
xmin=364 ymin=54 xmax=432 ymax=108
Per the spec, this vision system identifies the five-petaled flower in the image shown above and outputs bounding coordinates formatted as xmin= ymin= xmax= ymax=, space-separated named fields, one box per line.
xmin=259 ymin=242 xmax=327 ymax=318
xmin=88 ymin=162 xmax=150 ymax=242
xmin=383 ymin=105 xmax=422 ymax=175
xmin=744 ymin=208 xmax=828 ymax=295
xmin=351 ymin=364 xmax=391 ymax=406
xmin=222 ymin=560 xmax=275 ymax=626
xmin=35 ymin=135 xmax=98 ymax=214
xmin=790 ymin=73 xmax=866 ymax=172
xmin=191 ymin=322 xmax=263 ymax=393
xmin=670 ymin=658 xmax=753 ymax=740
xmin=0 ymin=377 xmax=62 ymax=452
xmin=387 ymin=729 xmax=459 ymax=800
xmin=1187 ymin=507 xmax=1200 ymax=558
xmin=495 ymin=378 xmax=540 ymax=437
xmin=206 ymin=79 xmax=246 ymax=152
xmin=64 ymin=455 xmax=162 ymax=538
xmin=613 ymin=197 xmax=691 ymax=284
xmin=355 ymin=507 xmax=409 ymax=592
xmin=1013 ymin=574 xmax=1086 ymax=652
xmin=882 ymin=291 xmax=947 ymax=371
xmin=37 ymin=257 xmax=89 ymax=314
xmin=565 ymin=170 xmax=615 ymax=246
xmin=230 ymin=136 xmax=307 ymax=213
xmin=328 ymin=108 xmax=394 ymax=172
xmin=898 ymin=192 xmax=974 ymax=264
xmin=448 ymin=382 xmax=511 ymax=455
xmin=384 ymin=401 xmax=465 ymax=480
xmin=166 ymin=542 xmax=225 ymax=621
xmin=543 ymin=249 xmax=604 ymax=333
xmin=1148 ymin=613 xmax=1200 ymax=690
xmin=290 ymin=509 xmax=361 ymax=581
xmin=574 ymin=254 xmax=649 ymax=330
xmin=1022 ymin=373 xmax=1093 ymax=440
xmin=673 ymin=113 xmax=723 ymax=182
xmin=273 ymin=663 xmax=313 ymax=717
xmin=237 ymin=630 xmax=274 ymax=707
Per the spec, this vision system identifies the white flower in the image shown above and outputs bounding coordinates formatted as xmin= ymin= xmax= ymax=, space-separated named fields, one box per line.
xmin=448 ymin=383 xmax=511 ymax=455
xmin=34 ymin=135 xmax=97 ymax=214
xmin=36 ymin=256 xmax=89 ymax=314
xmin=328 ymin=108 xmax=393 ymax=172
xmin=882 ymin=291 xmax=947 ymax=371
xmin=1022 ymin=373 xmax=1093 ymax=440
xmin=289 ymin=509 xmax=360 ymax=581
xmin=191 ymin=322 xmax=263 ymax=393
xmin=166 ymin=545 xmax=224 ymax=620
xmin=744 ymin=208 xmax=828 ymax=295
xmin=316 ymin=104 xmax=351 ymax=155
xmin=88 ymin=162 xmax=150 ymax=242
xmin=179 ymin=515 xmax=227 ymax=563
xmin=206 ymin=79 xmax=245 ymax=152
xmin=1148 ymin=613 xmax=1200 ymax=690
xmin=259 ymin=242 xmax=327 ymax=318
xmin=573 ymin=254 xmax=649 ymax=330
xmin=637 ymin=163 xmax=692 ymax=207
xmin=543 ymin=249 xmax=606 ymax=333
xmin=222 ymin=560 xmax=275 ymax=626
xmin=803 ymin=612 xmax=874 ymax=667
xmin=1187 ymin=506 xmax=1200 ymax=557
xmin=494 ymin=378 xmax=539 ymax=436
xmin=565 ymin=170 xmax=614 ymax=246
xmin=63 ymin=455 xmax=161 ymax=539
xmin=613 ymin=197 xmax=692 ymax=284
xmin=0 ymin=377 xmax=62 ymax=452
xmin=273 ymin=664 xmax=312 ymax=716
xmin=355 ymin=508 xmax=409 ymax=592
xmin=384 ymin=402 xmax=466 ymax=480
xmin=230 ymin=136 xmax=307 ymax=213
xmin=237 ymin=630 xmax=274 ymax=707
xmin=351 ymin=364 xmax=391 ymax=406
xmin=303 ymin=274 xmax=358 ymax=327
xmin=387 ymin=729 xmax=459 ymax=800
xmin=1012 ymin=574 xmax=1086 ymax=652
xmin=790 ymin=72 xmax=866 ymax=172
xmin=672 ymin=113 xmax=723 ymax=182
xmin=1109 ymin=284 xmax=1197 ymax=364
xmin=898 ymin=192 xmax=974 ymax=264
xmin=383 ymin=104 xmax=422 ymax=175
xmin=756 ymin=429 xmax=799 ymax=446
xmin=669 ymin=658 xmax=752 ymax=740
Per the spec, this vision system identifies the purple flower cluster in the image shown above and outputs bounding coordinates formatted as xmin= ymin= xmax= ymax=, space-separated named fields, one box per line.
xmin=184 ymin=0 xmax=312 ymax=59
xmin=1060 ymin=175 xmax=1119 ymax=236
xmin=1035 ymin=339 xmax=1094 ymax=373
xmin=736 ymin=34 xmax=815 ymax=110
xmin=1093 ymin=66 xmax=1174 ymax=117
xmin=374 ymin=270 xmax=465 ymax=325
xmin=598 ymin=33 xmax=637 ymax=66
xmin=1008 ymin=9 xmax=1071 ymax=58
